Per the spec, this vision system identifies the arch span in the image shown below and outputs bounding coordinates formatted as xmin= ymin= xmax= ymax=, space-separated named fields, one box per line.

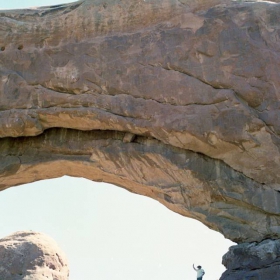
xmin=1 ymin=0 xmax=280 ymax=278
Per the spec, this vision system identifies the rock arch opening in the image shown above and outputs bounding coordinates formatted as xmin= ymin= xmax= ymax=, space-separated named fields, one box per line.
xmin=0 ymin=176 xmax=234 ymax=280
xmin=1 ymin=0 xmax=280 ymax=278
xmin=1 ymin=127 xmax=279 ymax=244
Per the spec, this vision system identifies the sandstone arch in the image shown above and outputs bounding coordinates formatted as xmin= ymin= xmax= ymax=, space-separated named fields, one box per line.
xmin=1 ymin=0 xmax=280 ymax=278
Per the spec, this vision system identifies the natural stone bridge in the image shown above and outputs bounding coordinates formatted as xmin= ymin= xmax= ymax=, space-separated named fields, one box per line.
xmin=1 ymin=0 xmax=280 ymax=278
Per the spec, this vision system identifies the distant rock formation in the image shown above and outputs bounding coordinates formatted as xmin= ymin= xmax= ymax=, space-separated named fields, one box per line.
xmin=0 ymin=231 xmax=69 ymax=280
xmin=1 ymin=0 xmax=280 ymax=279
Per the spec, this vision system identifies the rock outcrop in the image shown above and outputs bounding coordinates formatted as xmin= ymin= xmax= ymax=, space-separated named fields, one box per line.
xmin=1 ymin=0 xmax=280 ymax=279
xmin=0 ymin=231 xmax=69 ymax=280
xmin=221 ymin=239 xmax=280 ymax=279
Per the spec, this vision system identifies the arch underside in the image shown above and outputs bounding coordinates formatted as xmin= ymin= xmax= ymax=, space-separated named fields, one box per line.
xmin=1 ymin=0 xmax=280 ymax=245
xmin=1 ymin=128 xmax=279 ymax=243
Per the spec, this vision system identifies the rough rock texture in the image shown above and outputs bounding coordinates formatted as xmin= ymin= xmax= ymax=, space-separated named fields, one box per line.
xmin=1 ymin=0 xmax=280 ymax=278
xmin=0 ymin=231 xmax=69 ymax=280
xmin=221 ymin=239 xmax=280 ymax=280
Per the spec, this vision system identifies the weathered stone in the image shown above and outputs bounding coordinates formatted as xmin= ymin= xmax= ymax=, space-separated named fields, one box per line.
xmin=1 ymin=0 xmax=280 ymax=186
xmin=1 ymin=0 xmax=280 ymax=279
xmin=122 ymin=132 xmax=136 ymax=143
xmin=221 ymin=239 xmax=280 ymax=280
xmin=1 ymin=0 xmax=280 ymax=241
xmin=0 ymin=231 xmax=69 ymax=280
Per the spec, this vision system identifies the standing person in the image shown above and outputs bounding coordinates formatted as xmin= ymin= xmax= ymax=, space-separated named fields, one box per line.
xmin=193 ymin=264 xmax=205 ymax=280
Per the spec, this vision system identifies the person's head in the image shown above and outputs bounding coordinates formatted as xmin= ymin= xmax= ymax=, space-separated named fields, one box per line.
xmin=197 ymin=265 xmax=202 ymax=269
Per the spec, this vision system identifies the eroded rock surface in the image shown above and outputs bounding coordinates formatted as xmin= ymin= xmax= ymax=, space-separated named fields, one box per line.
xmin=1 ymin=128 xmax=280 ymax=244
xmin=1 ymin=0 xmax=280 ymax=188
xmin=221 ymin=239 xmax=280 ymax=280
xmin=1 ymin=0 xmax=280 ymax=278
xmin=0 ymin=231 xmax=69 ymax=280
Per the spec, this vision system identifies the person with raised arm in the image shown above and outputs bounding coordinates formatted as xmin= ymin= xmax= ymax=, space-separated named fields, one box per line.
xmin=193 ymin=264 xmax=205 ymax=280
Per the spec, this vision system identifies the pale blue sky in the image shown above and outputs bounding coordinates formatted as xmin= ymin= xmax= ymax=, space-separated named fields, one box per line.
xmin=0 ymin=177 xmax=234 ymax=280
xmin=0 ymin=1 xmax=235 ymax=279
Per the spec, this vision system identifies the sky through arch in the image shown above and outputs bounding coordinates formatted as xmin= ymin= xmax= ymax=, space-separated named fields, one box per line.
xmin=0 ymin=176 xmax=234 ymax=280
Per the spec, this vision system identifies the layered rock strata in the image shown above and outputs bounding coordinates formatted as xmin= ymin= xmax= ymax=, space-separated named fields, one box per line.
xmin=0 ymin=231 xmax=69 ymax=280
xmin=1 ymin=0 xmax=280 ymax=279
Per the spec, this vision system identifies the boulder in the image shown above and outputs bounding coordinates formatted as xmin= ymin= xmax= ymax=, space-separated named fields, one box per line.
xmin=0 ymin=231 xmax=69 ymax=280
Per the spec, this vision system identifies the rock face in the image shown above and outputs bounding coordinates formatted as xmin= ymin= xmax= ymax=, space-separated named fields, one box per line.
xmin=221 ymin=239 xmax=280 ymax=280
xmin=0 ymin=0 xmax=280 ymax=278
xmin=0 ymin=231 xmax=69 ymax=280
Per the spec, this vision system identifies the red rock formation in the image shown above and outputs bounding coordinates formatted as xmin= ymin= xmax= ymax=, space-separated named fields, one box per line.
xmin=1 ymin=1 xmax=280 ymax=278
